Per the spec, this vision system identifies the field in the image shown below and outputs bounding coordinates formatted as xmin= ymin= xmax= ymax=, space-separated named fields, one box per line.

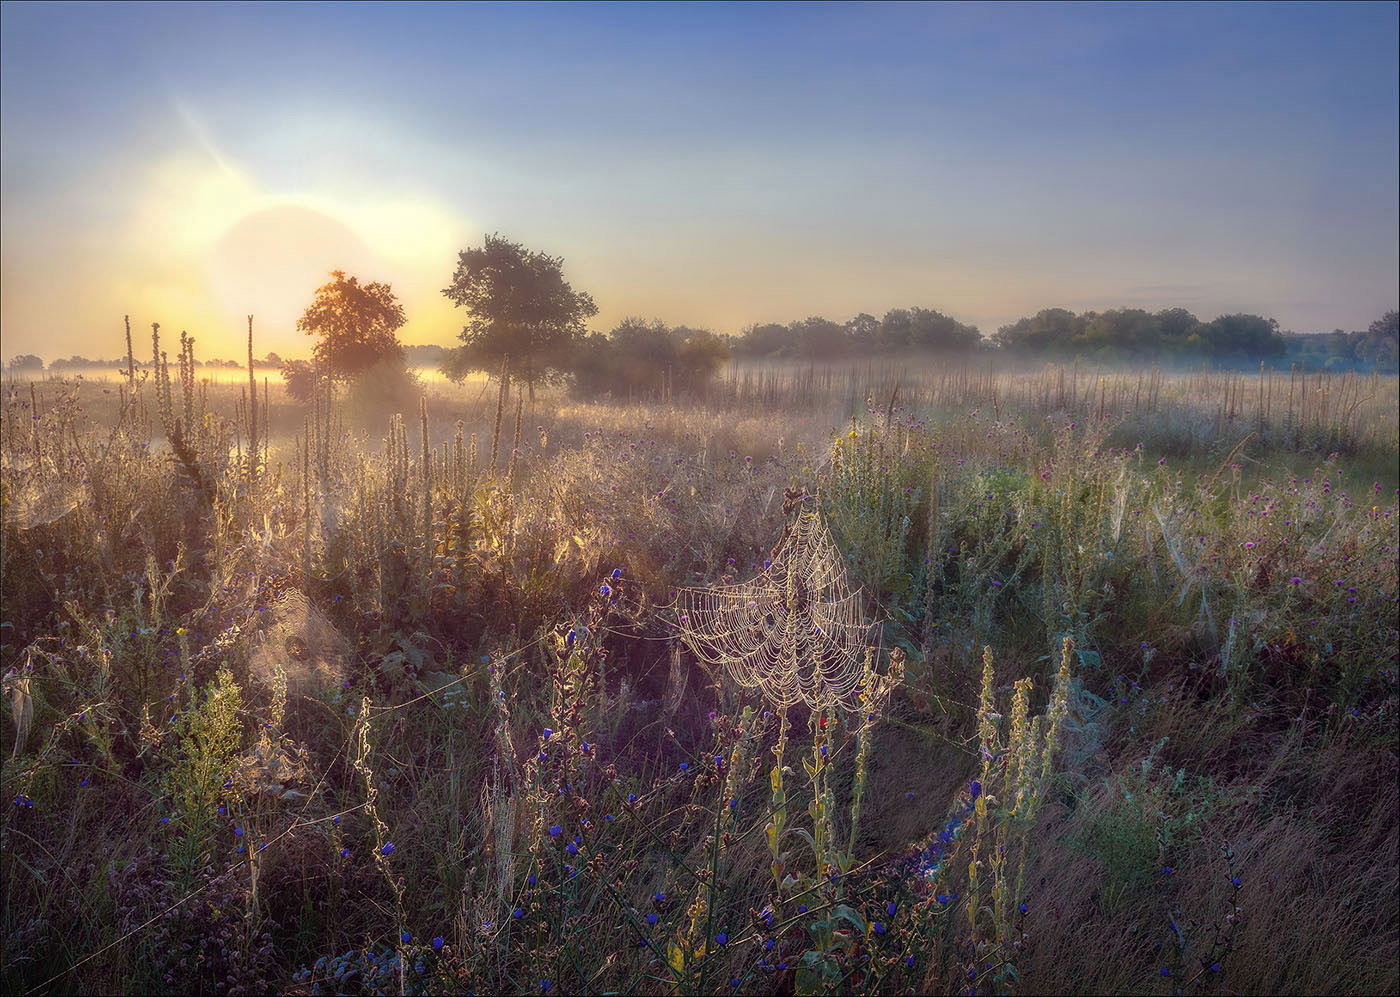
xmin=2 ymin=347 xmax=1397 ymax=996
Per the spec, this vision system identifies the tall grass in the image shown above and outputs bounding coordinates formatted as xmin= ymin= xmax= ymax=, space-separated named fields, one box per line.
xmin=1 ymin=335 xmax=1396 ymax=995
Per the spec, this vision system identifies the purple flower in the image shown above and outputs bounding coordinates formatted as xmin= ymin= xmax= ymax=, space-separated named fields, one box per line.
xmin=513 ymin=908 xmax=524 ymax=919
xmin=381 ymin=842 xmax=395 ymax=856
xmin=401 ymin=931 xmax=412 ymax=943
xmin=968 ymin=779 xmax=982 ymax=800
xmin=433 ymin=936 xmax=444 ymax=951
xmin=549 ymin=825 xmax=562 ymax=837
xmin=599 ymin=584 xmax=612 ymax=597
xmin=566 ymin=842 xmax=578 ymax=856
xmin=646 ymin=913 xmax=658 ymax=926
xmin=715 ymin=932 xmax=727 ymax=946
xmin=611 ymin=567 xmax=622 ymax=580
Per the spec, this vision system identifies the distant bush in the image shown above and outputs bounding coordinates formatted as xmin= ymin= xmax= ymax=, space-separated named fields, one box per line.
xmin=572 ymin=318 xmax=729 ymax=398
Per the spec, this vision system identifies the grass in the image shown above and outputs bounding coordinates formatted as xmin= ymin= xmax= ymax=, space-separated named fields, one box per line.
xmin=1 ymin=342 xmax=1396 ymax=995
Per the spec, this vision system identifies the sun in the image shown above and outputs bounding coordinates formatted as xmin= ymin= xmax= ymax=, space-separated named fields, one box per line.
xmin=205 ymin=204 xmax=379 ymax=346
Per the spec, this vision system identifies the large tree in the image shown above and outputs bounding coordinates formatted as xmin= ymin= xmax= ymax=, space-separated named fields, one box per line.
xmin=441 ymin=234 xmax=598 ymax=400
xmin=296 ymin=270 xmax=406 ymax=382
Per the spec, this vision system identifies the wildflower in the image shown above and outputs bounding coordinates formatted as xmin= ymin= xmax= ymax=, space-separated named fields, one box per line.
xmin=887 ymin=901 xmax=897 ymax=917
xmin=628 ymin=793 xmax=637 ymax=804
xmin=1160 ymin=967 xmax=1170 ymax=977
xmin=381 ymin=842 xmax=395 ymax=856
xmin=1290 ymin=576 xmax=1302 ymax=585
xmin=1210 ymin=963 xmax=1220 ymax=973
xmin=513 ymin=908 xmax=524 ymax=920
xmin=968 ymin=779 xmax=981 ymax=800
xmin=819 ymin=745 xmax=827 ymax=757
xmin=433 ymin=937 xmax=444 ymax=952
xmin=907 ymin=955 xmax=916 ymax=968
xmin=905 ymin=791 xmax=915 ymax=800
xmin=402 ymin=931 xmax=412 ymax=943
xmin=549 ymin=825 xmax=562 ymax=837
xmin=541 ymin=980 xmax=551 ymax=993
xmin=679 ymin=762 xmax=689 ymax=771
xmin=647 ymin=913 xmax=658 ymax=926
xmin=543 ymin=728 xmax=553 ymax=739
xmin=873 ymin=922 xmax=885 ymax=935
xmin=599 ymin=584 xmax=611 ymax=597
xmin=1231 ymin=876 xmax=1241 ymax=887
xmin=612 ymin=567 xmax=622 ymax=580
xmin=1019 ymin=902 xmax=1028 ymax=913
xmin=235 ymin=826 xmax=244 ymax=837
xmin=654 ymin=892 xmax=665 ymax=902
xmin=340 ymin=847 xmax=350 ymax=858
xmin=566 ymin=842 xmax=578 ymax=856
xmin=716 ymin=932 xmax=727 ymax=946
xmin=566 ymin=630 xmax=577 ymax=646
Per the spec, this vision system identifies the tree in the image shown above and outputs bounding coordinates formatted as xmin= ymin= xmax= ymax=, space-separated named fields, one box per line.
xmin=441 ymin=234 xmax=598 ymax=400
xmin=7 ymin=354 xmax=43 ymax=372
xmin=296 ymin=270 xmax=406 ymax=382
xmin=993 ymin=308 xmax=1084 ymax=353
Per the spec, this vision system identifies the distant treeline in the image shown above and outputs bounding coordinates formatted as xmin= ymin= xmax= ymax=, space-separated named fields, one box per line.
xmin=9 ymin=308 xmax=1395 ymax=376
xmin=4 ymin=353 xmax=288 ymax=372
xmin=726 ymin=306 xmax=1399 ymax=370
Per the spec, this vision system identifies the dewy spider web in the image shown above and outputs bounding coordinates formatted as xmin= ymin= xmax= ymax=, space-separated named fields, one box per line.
xmin=671 ymin=508 xmax=875 ymax=710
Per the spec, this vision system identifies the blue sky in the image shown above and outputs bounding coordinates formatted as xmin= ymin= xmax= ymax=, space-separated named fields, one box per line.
xmin=2 ymin=1 xmax=1396 ymax=359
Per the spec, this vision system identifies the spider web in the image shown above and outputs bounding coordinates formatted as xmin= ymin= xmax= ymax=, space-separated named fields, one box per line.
xmin=671 ymin=509 xmax=875 ymax=710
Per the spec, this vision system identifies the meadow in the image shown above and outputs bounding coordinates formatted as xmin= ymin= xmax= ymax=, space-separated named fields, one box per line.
xmin=2 ymin=339 xmax=1397 ymax=996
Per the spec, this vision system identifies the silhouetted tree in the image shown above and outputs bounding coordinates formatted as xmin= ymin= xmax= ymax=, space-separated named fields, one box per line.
xmin=441 ymin=234 xmax=598 ymax=401
xmin=296 ymin=270 xmax=406 ymax=382
xmin=7 ymin=354 xmax=43 ymax=372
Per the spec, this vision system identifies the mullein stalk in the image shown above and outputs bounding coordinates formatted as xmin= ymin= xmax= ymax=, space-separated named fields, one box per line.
xmin=420 ymin=396 xmax=432 ymax=563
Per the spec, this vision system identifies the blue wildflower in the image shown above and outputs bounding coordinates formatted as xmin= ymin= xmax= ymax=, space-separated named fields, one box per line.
xmin=549 ymin=825 xmax=562 ymax=837
xmin=381 ymin=842 xmax=395 ymax=856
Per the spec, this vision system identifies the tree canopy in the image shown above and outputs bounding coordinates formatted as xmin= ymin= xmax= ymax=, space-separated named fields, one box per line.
xmin=441 ymin=234 xmax=598 ymax=398
xmin=295 ymin=270 xmax=406 ymax=382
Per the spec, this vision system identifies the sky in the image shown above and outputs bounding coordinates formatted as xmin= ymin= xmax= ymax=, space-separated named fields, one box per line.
xmin=1 ymin=1 xmax=1397 ymax=362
